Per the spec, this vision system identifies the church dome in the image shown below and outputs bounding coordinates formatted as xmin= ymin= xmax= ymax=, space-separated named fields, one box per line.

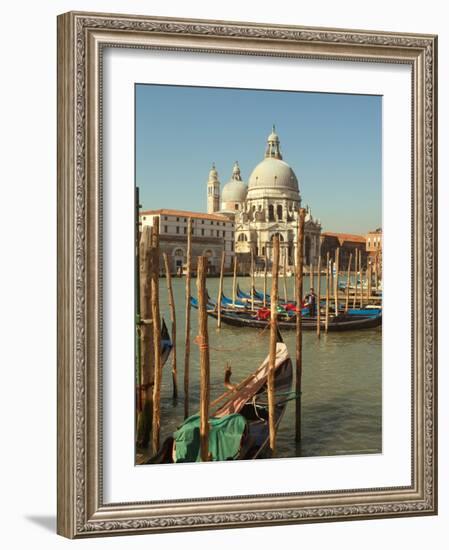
xmin=222 ymin=180 xmax=247 ymax=202
xmin=221 ymin=161 xmax=247 ymax=203
xmin=247 ymin=127 xmax=300 ymax=201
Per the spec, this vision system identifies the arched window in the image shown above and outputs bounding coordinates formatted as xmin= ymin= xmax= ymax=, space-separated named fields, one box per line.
xmin=173 ymin=248 xmax=184 ymax=257
xmin=237 ymin=233 xmax=248 ymax=242
xmin=268 ymin=204 xmax=275 ymax=221
xmin=277 ymin=204 xmax=283 ymax=220
xmin=271 ymin=233 xmax=284 ymax=242
xmin=204 ymin=249 xmax=213 ymax=257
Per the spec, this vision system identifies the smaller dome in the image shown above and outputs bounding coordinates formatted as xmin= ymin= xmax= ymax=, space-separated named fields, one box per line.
xmin=222 ymin=180 xmax=247 ymax=203
xmin=221 ymin=161 xmax=247 ymax=203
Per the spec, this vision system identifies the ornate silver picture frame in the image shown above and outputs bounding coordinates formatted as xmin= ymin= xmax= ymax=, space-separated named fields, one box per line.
xmin=57 ymin=11 xmax=437 ymax=538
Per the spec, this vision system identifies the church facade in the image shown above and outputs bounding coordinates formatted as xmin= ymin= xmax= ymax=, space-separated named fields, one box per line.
xmin=207 ymin=127 xmax=322 ymax=268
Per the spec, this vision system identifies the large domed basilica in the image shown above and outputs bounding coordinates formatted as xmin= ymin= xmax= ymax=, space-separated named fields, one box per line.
xmin=207 ymin=127 xmax=321 ymax=267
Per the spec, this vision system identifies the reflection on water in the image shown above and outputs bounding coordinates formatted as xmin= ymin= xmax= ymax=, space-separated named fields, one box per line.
xmin=150 ymin=275 xmax=381 ymax=460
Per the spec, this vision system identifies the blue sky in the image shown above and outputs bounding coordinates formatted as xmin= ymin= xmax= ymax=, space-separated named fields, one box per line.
xmin=135 ymin=84 xmax=382 ymax=234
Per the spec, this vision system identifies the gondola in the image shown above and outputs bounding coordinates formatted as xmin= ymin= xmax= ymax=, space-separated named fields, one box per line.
xmin=147 ymin=331 xmax=293 ymax=463
xmin=192 ymin=302 xmax=382 ymax=331
xmin=160 ymin=318 xmax=173 ymax=366
xmin=240 ymin=285 xmax=382 ymax=317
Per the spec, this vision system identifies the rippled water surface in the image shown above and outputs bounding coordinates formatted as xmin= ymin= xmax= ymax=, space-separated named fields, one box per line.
xmin=148 ymin=275 xmax=382 ymax=460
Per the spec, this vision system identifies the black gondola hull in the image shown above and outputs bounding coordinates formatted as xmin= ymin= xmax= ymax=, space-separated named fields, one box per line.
xmin=204 ymin=309 xmax=382 ymax=331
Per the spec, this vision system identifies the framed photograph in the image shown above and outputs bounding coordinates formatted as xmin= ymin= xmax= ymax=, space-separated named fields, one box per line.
xmin=57 ymin=11 xmax=437 ymax=538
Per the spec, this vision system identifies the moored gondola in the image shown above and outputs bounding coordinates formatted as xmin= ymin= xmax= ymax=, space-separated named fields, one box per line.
xmin=146 ymin=332 xmax=293 ymax=463
xmin=191 ymin=296 xmax=381 ymax=330
xmin=191 ymin=301 xmax=381 ymax=332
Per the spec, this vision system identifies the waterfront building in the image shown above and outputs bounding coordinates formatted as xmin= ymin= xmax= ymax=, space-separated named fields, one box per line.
xmin=208 ymin=127 xmax=322 ymax=269
xmin=140 ymin=209 xmax=235 ymax=273
xmin=366 ymin=228 xmax=382 ymax=258
xmin=320 ymin=232 xmax=368 ymax=270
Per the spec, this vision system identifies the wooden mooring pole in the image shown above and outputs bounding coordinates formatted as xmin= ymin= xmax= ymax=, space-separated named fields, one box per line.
xmin=163 ymin=252 xmax=178 ymax=400
xmin=151 ymin=219 xmax=162 ymax=455
xmin=368 ymin=258 xmax=372 ymax=301
xmin=345 ymin=252 xmax=352 ymax=313
xmin=374 ymin=252 xmax=379 ymax=290
xmin=316 ymin=254 xmax=321 ymax=338
xmin=334 ymin=247 xmax=340 ymax=316
xmin=325 ymin=252 xmax=330 ymax=333
xmin=217 ymin=250 xmax=225 ymax=328
xmin=263 ymin=250 xmax=268 ymax=308
xmin=232 ymin=254 xmax=237 ymax=307
xmin=197 ymin=256 xmax=211 ymax=462
xmin=283 ymin=250 xmax=288 ymax=303
xmin=268 ymin=235 xmax=280 ymax=454
xmin=184 ymin=217 xmax=192 ymax=419
xmin=295 ymin=208 xmax=305 ymax=442
xmin=353 ymin=248 xmax=358 ymax=309
xmin=136 ymin=225 xmax=154 ymax=447
xmin=359 ymin=251 xmax=364 ymax=309
xmin=250 ymin=247 xmax=255 ymax=311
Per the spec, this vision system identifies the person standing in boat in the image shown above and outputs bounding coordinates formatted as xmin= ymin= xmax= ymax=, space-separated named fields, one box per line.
xmin=304 ymin=287 xmax=317 ymax=317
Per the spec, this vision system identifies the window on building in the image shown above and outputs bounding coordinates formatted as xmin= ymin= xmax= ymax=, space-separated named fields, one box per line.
xmin=235 ymin=204 xmax=239 ymax=210
xmin=231 ymin=241 xmax=234 ymax=252
xmin=268 ymin=204 xmax=275 ymax=221
xmin=216 ymin=230 xmax=219 ymax=237
xmin=277 ymin=204 xmax=283 ymax=220
xmin=176 ymin=217 xmax=179 ymax=222
xmin=222 ymin=230 xmax=225 ymax=237
xmin=176 ymin=226 xmax=180 ymax=234
xmin=237 ymin=233 xmax=248 ymax=242
xmin=201 ymin=220 xmax=204 ymax=224
xmin=164 ymin=216 xmax=168 ymax=221
xmin=201 ymin=228 xmax=205 ymax=236
xmin=143 ymin=216 xmax=146 ymax=220
xmin=183 ymin=227 xmax=187 ymax=234
xmin=270 ymin=233 xmax=284 ymax=242
xmin=164 ymin=226 xmax=168 ymax=233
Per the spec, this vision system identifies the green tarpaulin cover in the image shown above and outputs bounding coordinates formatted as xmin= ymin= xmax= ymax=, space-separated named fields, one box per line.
xmin=173 ymin=413 xmax=247 ymax=462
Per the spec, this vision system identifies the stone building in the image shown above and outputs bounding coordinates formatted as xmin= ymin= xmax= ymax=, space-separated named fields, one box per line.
xmin=208 ymin=127 xmax=322 ymax=269
xmin=320 ymin=232 xmax=368 ymax=270
xmin=366 ymin=228 xmax=382 ymax=258
xmin=139 ymin=209 xmax=235 ymax=273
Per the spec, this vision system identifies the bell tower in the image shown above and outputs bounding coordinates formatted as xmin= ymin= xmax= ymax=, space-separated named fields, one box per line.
xmin=207 ymin=162 xmax=220 ymax=213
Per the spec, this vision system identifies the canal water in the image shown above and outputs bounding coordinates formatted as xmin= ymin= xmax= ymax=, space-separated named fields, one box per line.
xmin=151 ymin=274 xmax=382 ymax=460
